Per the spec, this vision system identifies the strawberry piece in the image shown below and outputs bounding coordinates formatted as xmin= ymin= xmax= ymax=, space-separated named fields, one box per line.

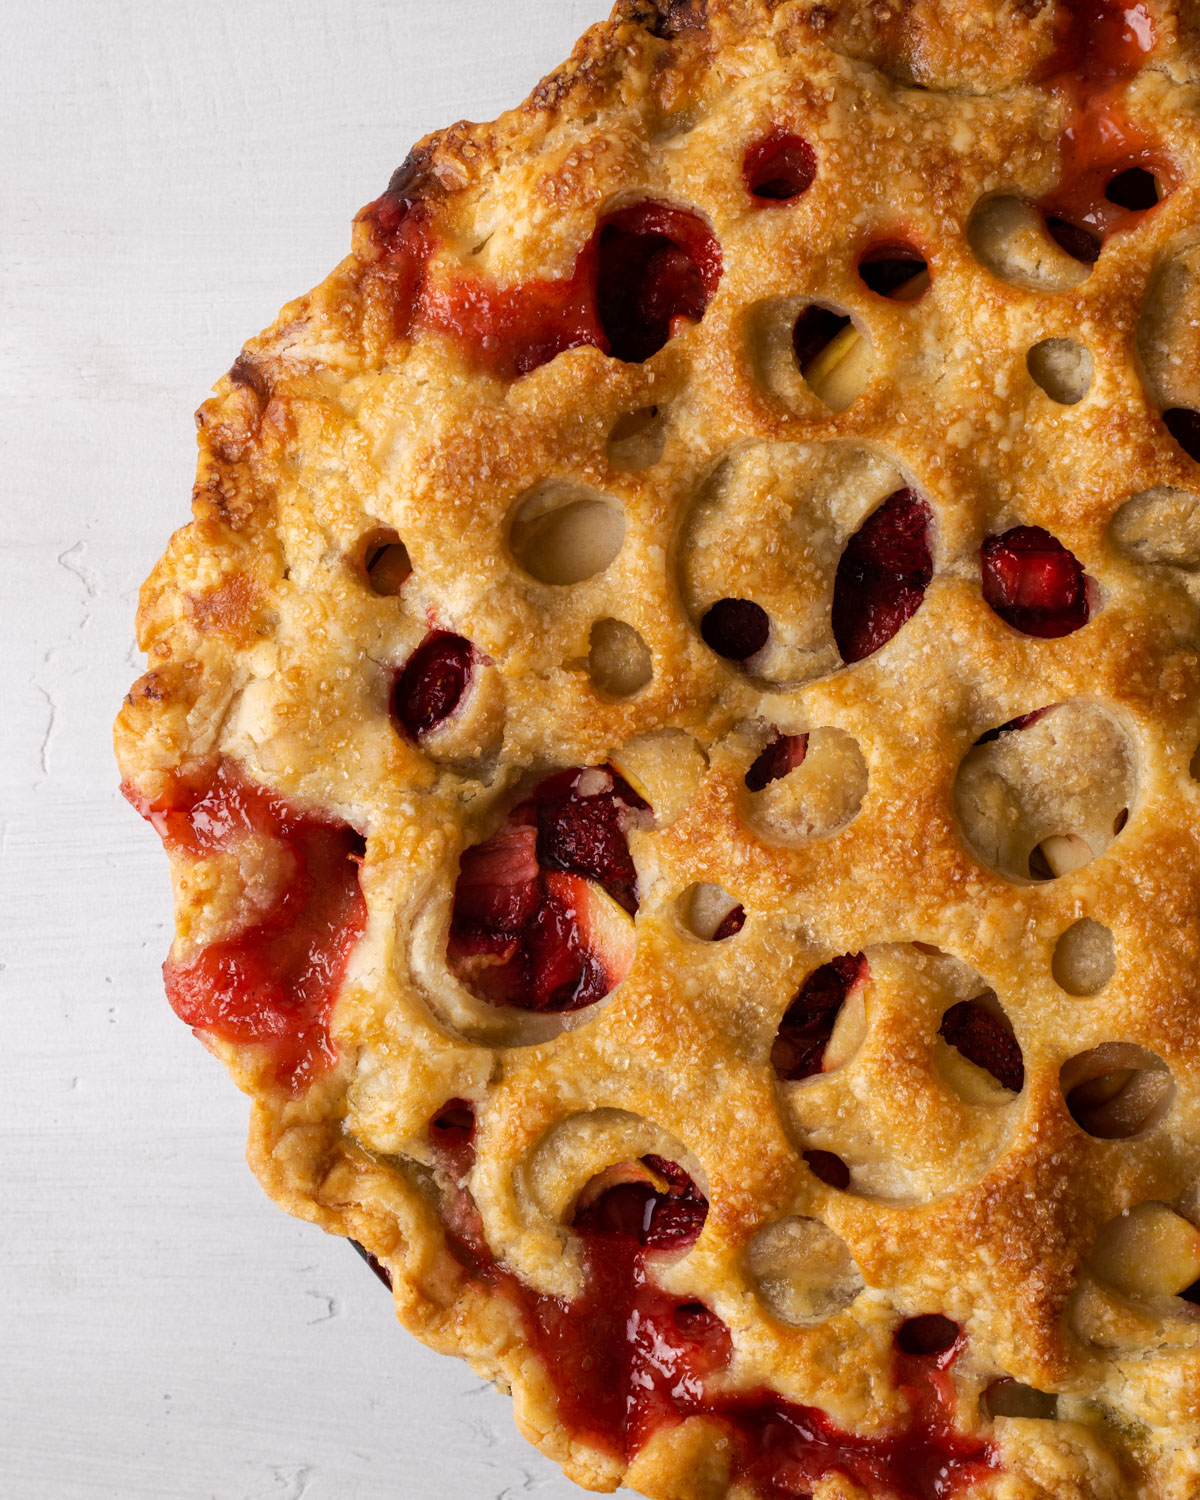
xmin=711 ymin=904 xmax=746 ymax=941
xmin=447 ymin=768 xmax=643 ymax=1012
xmin=744 ymin=132 xmax=817 ymax=202
xmin=596 ymin=202 xmax=721 ymax=363
xmin=573 ymin=1155 xmax=708 ymax=1251
xmin=939 ymin=1000 xmax=1024 ymax=1092
xmin=831 ymin=490 xmax=933 ymax=663
xmin=772 ymin=954 xmax=867 ymax=1082
xmin=745 ymin=733 xmax=809 ymax=793
xmin=700 ymin=598 xmax=770 ymax=660
xmin=980 ymin=526 xmax=1089 ymax=638
xmin=393 ymin=631 xmax=474 ymax=738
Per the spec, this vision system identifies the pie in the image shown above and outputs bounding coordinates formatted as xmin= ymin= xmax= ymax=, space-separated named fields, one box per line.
xmin=114 ymin=0 xmax=1200 ymax=1495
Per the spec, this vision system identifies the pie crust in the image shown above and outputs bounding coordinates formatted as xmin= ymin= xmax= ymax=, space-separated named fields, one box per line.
xmin=116 ymin=2 xmax=1200 ymax=1495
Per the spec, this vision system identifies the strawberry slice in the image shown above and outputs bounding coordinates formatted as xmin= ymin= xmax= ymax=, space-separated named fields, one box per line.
xmin=447 ymin=768 xmax=644 ymax=1011
xmin=939 ymin=1000 xmax=1024 ymax=1093
xmin=832 ymin=490 xmax=933 ymax=663
xmin=980 ymin=526 xmax=1089 ymax=638
xmin=772 ymin=954 xmax=867 ymax=1081
xmin=393 ymin=631 xmax=475 ymax=738
xmin=744 ymin=132 xmax=817 ymax=202
xmin=573 ymin=1154 xmax=708 ymax=1251
xmin=745 ymin=733 xmax=809 ymax=792
xmin=595 ymin=202 xmax=721 ymax=363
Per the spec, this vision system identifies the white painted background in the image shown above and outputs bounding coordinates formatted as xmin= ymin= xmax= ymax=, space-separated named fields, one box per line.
xmin=1 ymin=4 xmax=618 ymax=1496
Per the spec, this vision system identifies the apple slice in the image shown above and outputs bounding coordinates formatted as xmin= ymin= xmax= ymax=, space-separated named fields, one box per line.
xmin=1089 ymin=1203 xmax=1200 ymax=1300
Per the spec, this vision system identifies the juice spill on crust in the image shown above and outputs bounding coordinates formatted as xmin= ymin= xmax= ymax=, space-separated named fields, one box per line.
xmin=123 ymin=760 xmax=366 ymax=1092
xmin=1035 ymin=0 xmax=1170 ymax=261
xmin=427 ymin=1111 xmax=995 ymax=1499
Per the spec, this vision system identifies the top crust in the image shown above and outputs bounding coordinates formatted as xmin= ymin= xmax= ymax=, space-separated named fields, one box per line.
xmin=117 ymin=2 xmax=1200 ymax=1496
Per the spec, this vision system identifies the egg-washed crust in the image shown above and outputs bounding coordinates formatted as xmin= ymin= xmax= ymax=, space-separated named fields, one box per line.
xmin=116 ymin=0 xmax=1200 ymax=1495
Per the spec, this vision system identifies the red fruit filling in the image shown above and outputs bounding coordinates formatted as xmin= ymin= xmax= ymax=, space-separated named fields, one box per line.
xmin=980 ymin=526 xmax=1089 ymax=639
xmin=123 ymin=759 xmax=366 ymax=1093
xmin=393 ymin=631 xmax=475 ymax=739
xmin=447 ymin=767 xmax=647 ymax=1011
xmin=1165 ymin=408 xmax=1200 ymax=463
xmin=746 ymin=733 xmax=809 ymax=793
xmin=360 ymin=171 xmax=720 ymax=376
xmin=772 ymin=954 xmax=868 ymax=1082
xmin=420 ymin=1137 xmax=993 ymax=1495
xmin=596 ymin=202 xmax=722 ymax=363
xmin=832 ymin=491 xmax=933 ymax=664
xmin=430 ymin=1099 xmax=478 ymax=1179
xmin=805 ymin=1149 xmax=851 ymax=1190
xmin=744 ymin=131 xmax=817 ymax=202
xmin=712 ymin=904 xmax=746 ymax=941
xmin=700 ymin=597 xmax=770 ymax=661
xmin=1038 ymin=0 xmax=1157 ymax=87
xmin=974 ymin=707 xmax=1051 ymax=746
xmin=939 ymin=1000 xmax=1025 ymax=1093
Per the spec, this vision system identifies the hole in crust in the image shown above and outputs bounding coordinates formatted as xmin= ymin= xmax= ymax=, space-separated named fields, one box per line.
xmin=607 ymin=405 xmax=667 ymax=470
xmin=357 ymin=526 xmax=411 ymax=595
xmin=588 ymin=618 xmax=652 ymax=698
xmin=700 ymin=597 xmax=770 ymax=661
xmin=1061 ymin=1043 xmax=1174 ymax=1138
xmin=792 ymin=305 xmax=871 ymax=411
xmin=1026 ymin=338 xmax=1094 ymax=405
xmin=1052 ymin=919 xmax=1115 ymax=996
xmin=896 ymin=1314 xmax=960 ymax=1357
xmin=678 ymin=882 xmax=745 ymax=941
xmin=446 ymin=767 xmax=648 ymax=1013
xmin=509 ymin=481 xmax=625 ymax=585
xmin=572 ymin=1155 xmax=707 ymax=1251
xmin=937 ymin=994 xmax=1024 ymax=1098
xmin=745 ymin=1217 xmax=863 ymax=1326
xmin=772 ymin=954 xmax=868 ymax=1082
xmin=1164 ymin=408 xmax=1200 ymax=463
xmin=953 ymin=701 xmax=1135 ymax=884
xmin=595 ymin=201 xmax=721 ymax=363
xmin=393 ymin=632 xmax=475 ymax=739
xmin=804 ymin=1149 xmax=850 ymax=1190
xmin=966 ymin=195 xmax=1092 ymax=293
xmin=1087 ymin=1202 xmax=1200 ymax=1301
xmin=832 ymin=489 xmax=933 ymax=663
xmin=744 ymin=726 xmax=867 ymax=845
xmin=744 ymin=131 xmax=817 ymax=202
xmin=857 ymin=242 xmax=929 ymax=301
xmin=1105 ymin=166 xmax=1160 ymax=211
xmin=1109 ymin=486 xmax=1200 ymax=566
xmin=980 ymin=525 xmax=1091 ymax=638
xmin=983 ymin=1380 xmax=1058 ymax=1420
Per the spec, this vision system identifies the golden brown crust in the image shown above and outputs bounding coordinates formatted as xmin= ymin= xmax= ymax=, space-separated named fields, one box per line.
xmin=117 ymin=1 xmax=1200 ymax=1495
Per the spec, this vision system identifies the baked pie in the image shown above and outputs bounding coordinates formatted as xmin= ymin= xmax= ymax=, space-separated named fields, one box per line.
xmin=115 ymin=0 xmax=1200 ymax=1493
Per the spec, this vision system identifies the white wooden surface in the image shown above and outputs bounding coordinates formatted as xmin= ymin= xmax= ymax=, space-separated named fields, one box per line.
xmin=1 ymin=4 xmax=616 ymax=1495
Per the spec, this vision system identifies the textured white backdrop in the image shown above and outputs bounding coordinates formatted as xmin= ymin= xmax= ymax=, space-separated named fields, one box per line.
xmin=1 ymin=3 xmax=620 ymax=1496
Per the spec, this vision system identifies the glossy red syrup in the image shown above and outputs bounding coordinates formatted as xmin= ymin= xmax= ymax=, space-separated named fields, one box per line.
xmin=773 ymin=954 xmax=868 ymax=1082
xmin=425 ymin=1116 xmax=993 ymax=1497
xmin=361 ymin=183 xmax=720 ymax=375
xmin=447 ymin=767 xmax=648 ymax=1011
xmin=746 ymin=734 xmax=809 ymax=793
xmin=980 ymin=526 xmax=1090 ymax=639
xmin=1033 ymin=0 xmax=1170 ymax=262
xmin=744 ymin=132 xmax=817 ymax=202
xmin=832 ymin=491 xmax=933 ymax=664
xmin=123 ymin=760 xmax=367 ymax=1092
xmin=393 ymin=631 xmax=475 ymax=739
xmin=940 ymin=1001 xmax=1025 ymax=1093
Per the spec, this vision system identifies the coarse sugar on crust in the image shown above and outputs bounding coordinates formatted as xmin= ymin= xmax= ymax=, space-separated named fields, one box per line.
xmin=117 ymin=1 xmax=1200 ymax=1496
